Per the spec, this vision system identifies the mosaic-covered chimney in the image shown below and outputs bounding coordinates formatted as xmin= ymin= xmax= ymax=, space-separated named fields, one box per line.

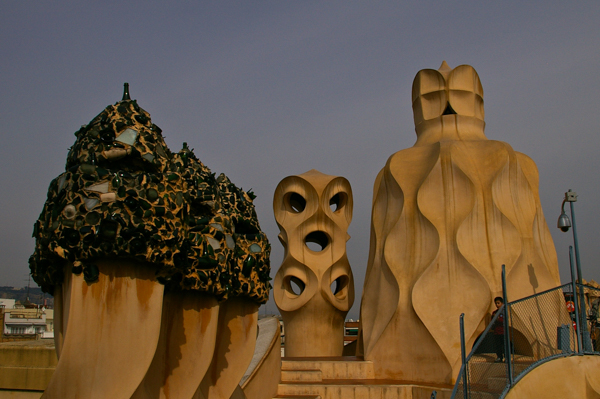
xmin=30 ymin=84 xmax=271 ymax=398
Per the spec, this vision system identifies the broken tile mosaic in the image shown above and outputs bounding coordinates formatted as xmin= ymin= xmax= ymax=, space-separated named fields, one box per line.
xmin=30 ymin=93 xmax=271 ymax=304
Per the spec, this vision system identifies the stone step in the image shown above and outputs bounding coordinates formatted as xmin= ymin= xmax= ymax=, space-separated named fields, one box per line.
xmin=467 ymin=359 xmax=533 ymax=384
xmin=282 ymin=357 xmax=374 ymax=380
xmin=460 ymin=391 xmax=496 ymax=399
xmin=479 ymin=363 xmax=533 ymax=395
xmin=273 ymin=395 xmax=322 ymax=399
xmin=487 ymin=376 xmax=508 ymax=392
xmin=281 ymin=369 xmax=323 ymax=382
xmin=276 ymin=380 xmax=452 ymax=399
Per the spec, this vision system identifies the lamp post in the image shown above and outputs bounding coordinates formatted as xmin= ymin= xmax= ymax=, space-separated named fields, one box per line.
xmin=557 ymin=189 xmax=592 ymax=351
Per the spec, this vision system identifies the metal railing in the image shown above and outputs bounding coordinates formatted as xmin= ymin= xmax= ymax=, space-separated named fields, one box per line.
xmin=452 ymin=303 xmax=507 ymax=399
xmin=451 ymin=266 xmax=600 ymax=398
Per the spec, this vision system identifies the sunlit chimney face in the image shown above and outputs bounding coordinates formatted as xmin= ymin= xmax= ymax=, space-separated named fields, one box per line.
xmin=273 ymin=170 xmax=354 ymax=356
xmin=412 ymin=62 xmax=484 ymax=129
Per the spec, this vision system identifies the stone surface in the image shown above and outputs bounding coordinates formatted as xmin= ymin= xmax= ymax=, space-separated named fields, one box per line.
xmin=359 ymin=62 xmax=562 ymax=384
xmin=195 ymin=298 xmax=258 ymax=399
xmin=240 ymin=317 xmax=282 ymax=399
xmin=275 ymin=357 xmax=451 ymax=399
xmin=0 ymin=318 xmax=284 ymax=399
xmin=130 ymin=292 xmax=219 ymax=399
xmin=273 ymin=170 xmax=354 ymax=357
xmin=43 ymin=260 xmax=164 ymax=399
xmin=503 ymin=355 xmax=600 ymax=399
xmin=0 ymin=340 xmax=56 ymax=393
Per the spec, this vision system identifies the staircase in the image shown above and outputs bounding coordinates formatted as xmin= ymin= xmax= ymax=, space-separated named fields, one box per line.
xmin=273 ymin=357 xmax=453 ymax=399
xmin=465 ymin=355 xmax=534 ymax=398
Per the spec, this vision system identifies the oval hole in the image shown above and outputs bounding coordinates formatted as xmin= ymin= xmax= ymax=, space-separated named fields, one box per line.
xmin=286 ymin=192 xmax=306 ymax=213
xmin=329 ymin=192 xmax=347 ymax=213
xmin=331 ymin=275 xmax=348 ymax=296
xmin=305 ymin=231 xmax=329 ymax=252
xmin=286 ymin=276 xmax=305 ymax=295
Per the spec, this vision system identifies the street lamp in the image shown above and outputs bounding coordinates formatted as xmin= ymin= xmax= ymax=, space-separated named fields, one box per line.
xmin=557 ymin=189 xmax=592 ymax=351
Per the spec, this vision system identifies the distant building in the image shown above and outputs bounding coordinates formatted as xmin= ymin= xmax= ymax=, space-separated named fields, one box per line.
xmin=0 ymin=299 xmax=16 ymax=310
xmin=42 ymin=309 xmax=54 ymax=339
xmin=344 ymin=320 xmax=359 ymax=346
xmin=2 ymin=307 xmax=48 ymax=340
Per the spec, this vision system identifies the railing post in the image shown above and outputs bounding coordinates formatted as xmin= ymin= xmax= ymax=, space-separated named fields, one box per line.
xmin=502 ymin=264 xmax=514 ymax=386
xmin=570 ymin=246 xmax=582 ymax=353
xmin=569 ymin=198 xmax=592 ymax=351
xmin=460 ymin=313 xmax=468 ymax=399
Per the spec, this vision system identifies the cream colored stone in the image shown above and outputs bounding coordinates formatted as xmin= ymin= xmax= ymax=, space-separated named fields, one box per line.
xmin=281 ymin=358 xmax=374 ymax=380
xmin=99 ymin=192 xmax=116 ymax=202
xmin=194 ymin=297 xmax=258 ymax=399
xmin=0 ymin=341 xmax=57 ymax=393
xmin=42 ymin=260 xmax=164 ymax=399
xmin=44 ymin=257 xmax=264 ymax=399
xmin=0 ymin=391 xmax=44 ymax=399
xmin=102 ymin=147 xmax=131 ymax=160
xmin=503 ymin=355 xmax=600 ymax=399
xmin=241 ymin=318 xmax=282 ymax=399
xmin=273 ymin=170 xmax=354 ymax=357
xmin=360 ymin=62 xmax=561 ymax=385
xmin=130 ymin=292 xmax=219 ymax=399
xmin=85 ymin=181 xmax=109 ymax=193
xmin=52 ymin=265 xmax=72 ymax=359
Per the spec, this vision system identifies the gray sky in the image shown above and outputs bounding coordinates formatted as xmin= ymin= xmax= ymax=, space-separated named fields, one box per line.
xmin=1 ymin=2 xmax=599 ymax=318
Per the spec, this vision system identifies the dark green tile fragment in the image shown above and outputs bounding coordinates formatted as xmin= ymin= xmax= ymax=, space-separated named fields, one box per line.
xmin=83 ymin=264 xmax=99 ymax=283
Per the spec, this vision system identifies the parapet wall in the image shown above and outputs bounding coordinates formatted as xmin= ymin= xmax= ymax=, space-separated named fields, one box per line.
xmin=0 ymin=340 xmax=57 ymax=395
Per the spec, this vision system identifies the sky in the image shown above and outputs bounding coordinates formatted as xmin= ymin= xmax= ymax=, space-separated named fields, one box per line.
xmin=1 ymin=2 xmax=599 ymax=319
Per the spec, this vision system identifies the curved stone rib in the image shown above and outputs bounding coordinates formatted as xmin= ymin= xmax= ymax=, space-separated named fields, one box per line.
xmin=194 ymin=298 xmax=258 ymax=399
xmin=413 ymin=149 xmax=490 ymax=374
xmin=130 ymin=292 xmax=219 ymax=399
xmin=274 ymin=259 xmax=319 ymax=312
xmin=52 ymin=285 xmax=64 ymax=358
xmin=532 ymin=209 xmax=562 ymax=284
xmin=503 ymin=356 xmax=600 ymax=398
xmin=360 ymin=167 xmax=403 ymax=357
xmin=273 ymin=175 xmax=320 ymax=231
xmin=585 ymin=357 xmax=600 ymax=395
xmin=454 ymin=141 xmax=521 ymax=295
xmin=517 ymin=152 xmax=561 ymax=285
xmin=319 ymin=256 xmax=354 ymax=311
xmin=322 ymin=176 xmax=354 ymax=225
xmin=42 ymin=260 xmax=164 ymax=399
xmin=53 ymin=263 xmax=73 ymax=359
xmin=362 ymin=144 xmax=445 ymax=378
xmin=492 ymin=150 xmax=560 ymax=296
xmin=287 ymin=211 xmax=349 ymax=266
xmin=491 ymin=148 xmax=537 ymax=239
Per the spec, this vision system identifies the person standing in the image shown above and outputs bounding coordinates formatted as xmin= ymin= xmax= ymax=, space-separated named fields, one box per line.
xmin=492 ymin=297 xmax=505 ymax=362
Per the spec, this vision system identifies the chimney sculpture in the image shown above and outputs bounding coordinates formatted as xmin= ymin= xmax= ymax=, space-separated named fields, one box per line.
xmin=273 ymin=170 xmax=354 ymax=357
xmin=30 ymin=84 xmax=271 ymax=398
xmin=360 ymin=63 xmax=562 ymax=384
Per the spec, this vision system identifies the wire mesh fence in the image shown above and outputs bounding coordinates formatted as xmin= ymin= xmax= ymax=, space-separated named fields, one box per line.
xmin=452 ymin=282 xmax=600 ymax=398
xmin=453 ymin=305 xmax=506 ymax=399
xmin=506 ymin=284 xmax=577 ymax=380
xmin=572 ymin=282 xmax=600 ymax=352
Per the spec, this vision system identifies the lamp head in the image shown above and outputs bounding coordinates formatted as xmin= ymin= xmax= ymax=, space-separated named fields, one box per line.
xmin=557 ymin=212 xmax=572 ymax=232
